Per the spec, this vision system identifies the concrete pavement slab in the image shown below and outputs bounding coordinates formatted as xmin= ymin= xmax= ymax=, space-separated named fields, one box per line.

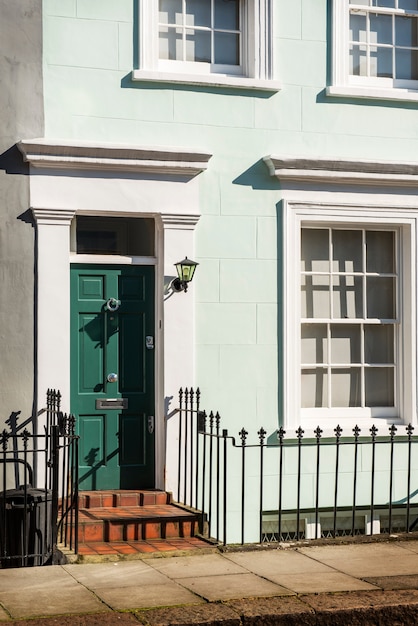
xmin=64 ymin=560 xmax=172 ymax=589
xmin=364 ymin=574 xmax=418 ymax=590
xmin=298 ymin=542 xmax=418 ymax=577
xmin=176 ymin=572 xmax=293 ymax=601
xmin=222 ymin=549 xmax=378 ymax=594
xmin=0 ymin=565 xmax=75 ymax=592
xmin=91 ymin=580 xmax=203 ymax=610
xmin=0 ymin=606 xmax=9 ymax=622
xmin=147 ymin=553 xmax=248 ymax=578
xmin=0 ymin=584 xmax=109 ymax=620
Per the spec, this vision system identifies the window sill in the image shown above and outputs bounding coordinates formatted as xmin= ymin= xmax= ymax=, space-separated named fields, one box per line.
xmin=327 ymin=84 xmax=418 ymax=103
xmin=132 ymin=69 xmax=281 ymax=92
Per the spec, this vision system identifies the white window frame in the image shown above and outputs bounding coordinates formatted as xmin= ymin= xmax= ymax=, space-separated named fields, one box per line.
xmin=284 ymin=202 xmax=415 ymax=433
xmin=328 ymin=0 xmax=418 ymax=102
xmin=132 ymin=0 xmax=280 ymax=91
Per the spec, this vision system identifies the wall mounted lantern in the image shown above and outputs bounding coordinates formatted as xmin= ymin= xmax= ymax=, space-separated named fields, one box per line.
xmin=172 ymin=257 xmax=199 ymax=293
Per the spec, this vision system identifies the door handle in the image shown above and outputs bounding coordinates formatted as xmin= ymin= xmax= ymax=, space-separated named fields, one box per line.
xmin=107 ymin=373 xmax=118 ymax=383
xmin=148 ymin=416 xmax=154 ymax=434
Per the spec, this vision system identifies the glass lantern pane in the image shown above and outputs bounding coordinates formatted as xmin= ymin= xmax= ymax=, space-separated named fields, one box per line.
xmin=215 ymin=0 xmax=240 ymax=30
xmin=301 ymin=368 xmax=328 ymax=408
xmin=301 ymin=275 xmax=330 ymax=318
xmin=332 ymin=230 xmax=362 ymax=272
xmin=396 ymin=48 xmax=418 ymax=79
xmin=159 ymin=26 xmax=182 ymax=60
xmin=366 ymin=277 xmax=395 ymax=318
xmin=301 ymin=229 xmax=329 ymax=272
xmin=366 ymin=231 xmax=394 ymax=273
xmin=370 ymin=13 xmax=393 ymax=44
xmin=365 ymin=368 xmax=394 ymax=406
xmin=185 ymin=0 xmax=211 ymax=27
xmin=364 ymin=325 xmax=394 ymax=363
xmin=330 ymin=325 xmax=361 ymax=364
xmin=331 ymin=368 xmax=361 ymax=407
xmin=186 ymin=29 xmax=211 ymax=62
xmin=159 ymin=0 xmax=182 ymax=24
xmin=301 ymin=324 xmax=327 ymax=364
xmin=214 ymin=32 xmax=240 ymax=65
xmin=332 ymin=275 xmax=363 ymax=318
xmin=350 ymin=44 xmax=368 ymax=75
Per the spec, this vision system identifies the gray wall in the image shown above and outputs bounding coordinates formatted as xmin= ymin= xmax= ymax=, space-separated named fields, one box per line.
xmin=0 ymin=1 xmax=43 ymax=423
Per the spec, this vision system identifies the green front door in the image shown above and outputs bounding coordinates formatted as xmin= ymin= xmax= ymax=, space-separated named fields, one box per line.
xmin=71 ymin=265 xmax=155 ymax=490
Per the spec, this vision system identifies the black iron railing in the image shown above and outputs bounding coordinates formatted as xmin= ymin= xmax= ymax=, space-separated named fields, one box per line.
xmin=0 ymin=390 xmax=78 ymax=567
xmin=175 ymin=388 xmax=418 ymax=546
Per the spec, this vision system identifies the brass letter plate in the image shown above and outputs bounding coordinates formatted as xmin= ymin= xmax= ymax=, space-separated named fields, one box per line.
xmin=95 ymin=398 xmax=128 ymax=410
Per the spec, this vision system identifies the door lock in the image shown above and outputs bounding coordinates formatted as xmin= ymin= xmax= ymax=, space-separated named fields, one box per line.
xmin=148 ymin=416 xmax=155 ymax=434
xmin=107 ymin=373 xmax=118 ymax=383
xmin=145 ymin=336 xmax=154 ymax=350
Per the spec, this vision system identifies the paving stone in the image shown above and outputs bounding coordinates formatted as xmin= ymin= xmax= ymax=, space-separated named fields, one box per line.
xmin=93 ymin=581 xmax=204 ymax=610
xmin=64 ymin=560 xmax=169 ymax=589
xmin=176 ymin=573 xmax=292 ymax=602
xmin=363 ymin=574 xmax=418 ymax=590
xmin=148 ymin=553 xmax=248 ymax=578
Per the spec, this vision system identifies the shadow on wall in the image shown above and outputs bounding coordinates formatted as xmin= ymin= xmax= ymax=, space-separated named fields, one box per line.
xmin=0 ymin=144 xmax=28 ymax=176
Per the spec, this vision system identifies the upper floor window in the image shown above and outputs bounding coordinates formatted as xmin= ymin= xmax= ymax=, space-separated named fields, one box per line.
xmin=159 ymin=0 xmax=242 ymax=74
xmin=133 ymin=0 xmax=280 ymax=91
xmin=329 ymin=0 xmax=418 ymax=101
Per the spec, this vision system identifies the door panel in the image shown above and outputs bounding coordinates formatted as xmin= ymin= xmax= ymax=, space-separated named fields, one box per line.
xmin=71 ymin=265 xmax=155 ymax=490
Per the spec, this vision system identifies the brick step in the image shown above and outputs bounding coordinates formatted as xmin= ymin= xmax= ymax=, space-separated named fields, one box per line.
xmin=79 ymin=489 xmax=171 ymax=509
xmin=78 ymin=504 xmax=199 ymax=543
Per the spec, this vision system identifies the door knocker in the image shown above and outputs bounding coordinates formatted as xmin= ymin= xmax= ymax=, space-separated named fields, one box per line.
xmin=105 ymin=297 xmax=121 ymax=312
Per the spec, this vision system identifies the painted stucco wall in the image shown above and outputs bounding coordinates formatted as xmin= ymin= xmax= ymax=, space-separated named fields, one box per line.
xmin=0 ymin=0 xmax=43 ymax=423
xmin=41 ymin=0 xmax=418 ymax=439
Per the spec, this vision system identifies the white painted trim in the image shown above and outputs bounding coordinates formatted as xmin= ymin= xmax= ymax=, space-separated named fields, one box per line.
xmin=70 ymin=254 xmax=157 ymax=265
xmin=131 ymin=69 xmax=280 ymax=91
xmin=26 ymin=138 xmax=207 ymax=491
xmin=18 ymin=139 xmax=212 ymax=177
xmin=331 ymin=0 xmax=418 ymax=101
xmin=264 ymin=155 xmax=418 ymax=186
xmin=137 ymin=0 xmax=276 ymax=85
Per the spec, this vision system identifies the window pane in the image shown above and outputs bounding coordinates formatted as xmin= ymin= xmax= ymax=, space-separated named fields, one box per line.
xmin=366 ymin=231 xmax=394 ymax=273
xmin=396 ymin=48 xmax=418 ymax=79
xmin=350 ymin=12 xmax=367 ymax=42
xmin=214 ymin=32 xmax=240 ymax=64
xmin=350 ymin=44 xmax=368 ymax=74
xmin=375 ymin=0 xmax=395 ymax=7
xmin=185 ymin=0 xmax=211 ymax=27
xmin=396 ymin=16 xmax=418 ymax=47
xmin=159 ymin=0 xmax=182 ymax=24
xmin=331 ymin=325 xmax=361 ymax=364
xmin=332 ymin=230 xmax=362 ymax=272
xmin=301 ymin=275 xmax=330 ymax=318
xmin=301 ymin=324 xmax=327 ymax=364
xmin=399 ymin=0 xmax=418 ymax=11
xmin=301 ymin=229 xmax=329 ymax=272
xmin=333 ymin=275 xmax=363 ymax=318
xmin=301 ymin=368 xmax=328 ymax=407
xmin=364 ymin=325 xmax=394 ymax=363
xmin=370 ymin=13 xmax=393 ymax=45
xmin=159 ymin=26 xmax=182 ymax=60
xmin=350 ymin=0 xmax=370 ymax=5
xmin=366 ymin=277 xmax=395 ymax=318
xmin=215 ymin=0 xmax=240 ymax=30
xmin=365 ymin=368 xmax=394 ymax=406
xmin=371 ymin=46 xmax=393 ymax=77
xmin=331 ymin=368 xmax=361 ymax=407
xmin=186 ymin=29 xmax=211 ymax=62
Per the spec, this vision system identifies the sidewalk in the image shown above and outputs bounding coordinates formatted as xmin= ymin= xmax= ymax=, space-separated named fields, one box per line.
xmin=1 ymin=538 xmax=418 ymax=625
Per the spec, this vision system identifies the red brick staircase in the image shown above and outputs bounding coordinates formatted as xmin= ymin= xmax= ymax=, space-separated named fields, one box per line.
xmin=76 ymin=490 xmax=212 ymax=559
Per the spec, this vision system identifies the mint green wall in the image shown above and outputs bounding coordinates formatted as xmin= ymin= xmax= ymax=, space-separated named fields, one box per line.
xmin=42 ymin=0 xmax=418 ymax=441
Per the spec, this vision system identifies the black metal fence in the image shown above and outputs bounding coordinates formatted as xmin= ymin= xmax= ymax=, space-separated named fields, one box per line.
xmin=175 ymin=388 xmax=418 ymax=546
xmin=0 ymin=390 xmax=79 ymax=567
